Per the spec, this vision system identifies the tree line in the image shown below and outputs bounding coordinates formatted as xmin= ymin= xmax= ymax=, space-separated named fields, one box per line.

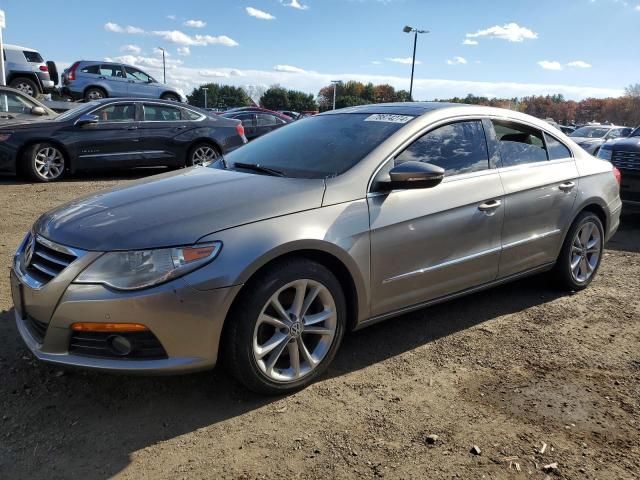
xmin=186 ymin=82 xmax=640 ymax=126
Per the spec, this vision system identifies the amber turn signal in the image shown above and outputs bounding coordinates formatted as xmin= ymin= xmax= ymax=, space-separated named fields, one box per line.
xmin=70 ymin=322 xmax=149 ymax=332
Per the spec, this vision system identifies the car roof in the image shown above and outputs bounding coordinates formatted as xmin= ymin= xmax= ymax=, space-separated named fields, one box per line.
xmin=320 ymin=102 xmax=468 ymax=116
xmin=4 ymin=44 xmax=40 ymax=52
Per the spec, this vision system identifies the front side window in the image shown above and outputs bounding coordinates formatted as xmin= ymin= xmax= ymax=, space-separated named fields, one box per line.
xmin=544 ymin=133 xmax=572 ymax=160
xmin=125 ymin=67 xmax=152 ymax=83
xmin=395 ymin=120 xmax=490 ymax=176
xmin=94 ymin=103 xmax=136 ymax=122
xmin=493 ymin=121 xmax=547 ymax=167
xmin=143 ymin=104 xmax=181 ymax=121
xmin=234 ymin=113 xmax=255 ymax=127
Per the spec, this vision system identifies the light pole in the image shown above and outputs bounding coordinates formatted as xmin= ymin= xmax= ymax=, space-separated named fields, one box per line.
xmin=402 ymin=25 xmax=428 ymax=100
xmin=331 ymin=80 xmax=341 ymax=110
xmin=157 ymin=47 xmax=166 ymax=84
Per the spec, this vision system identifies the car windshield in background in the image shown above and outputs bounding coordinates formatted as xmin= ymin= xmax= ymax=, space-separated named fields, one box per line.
xmin=218 ymin=113 xmax=413 ymax=179
xmin=54 ymin=102 xmax=100 ymax=121
xmin=570 ymin=127 xmax=610 ymax=138
xmin=631 ymin=128 xmax=640 ymax=137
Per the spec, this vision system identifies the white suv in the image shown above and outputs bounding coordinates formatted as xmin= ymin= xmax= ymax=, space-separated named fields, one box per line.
xmin=3 ymin=44 xmax=55 ymax=98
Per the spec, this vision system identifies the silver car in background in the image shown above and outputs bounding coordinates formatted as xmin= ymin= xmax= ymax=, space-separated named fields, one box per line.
xmin=11 ymin=103 xmax=622 ymax=394
xmin=570 ymin=125 xmax=633 ymax=155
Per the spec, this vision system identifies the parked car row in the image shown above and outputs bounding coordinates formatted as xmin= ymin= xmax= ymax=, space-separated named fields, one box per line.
xmin=597 ymin=127 xmax=640 ymax=207
xmin=0 ymin=98 xmax=247 ymax=181
xmin=569 ymin=124 xmax=634 ymax=155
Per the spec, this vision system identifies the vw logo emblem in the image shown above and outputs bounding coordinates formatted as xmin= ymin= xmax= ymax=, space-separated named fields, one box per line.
xmin=289 ymin=321 xmax=303 ymax=338
xmin=24 ymin=236 xmax=35 ymax=268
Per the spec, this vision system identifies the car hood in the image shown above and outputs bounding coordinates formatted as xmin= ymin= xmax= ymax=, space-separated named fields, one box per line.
xmin=34 ymin=167 xmax=326 ymax=251
xmin=603 ymin=136 xmax=640 ymax=151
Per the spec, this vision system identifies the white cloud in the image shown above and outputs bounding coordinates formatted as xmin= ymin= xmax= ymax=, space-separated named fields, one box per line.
xmin=184 ymin=19 xmax=206 ymax=28
xmin=104 ymin=22 xmax=145 ymax=34
xmin=386 ymin=57 xmax=422 ymax=65
xmin=636 ymin=5 xmax=640 ymax=10
xmin=538 ymin=60 xmax=563 ymax=70
xmin=281 ymin=0 xmax=309 ymax=9
xmin=121 ymin=44 xmax=141 ymax=54
xmin=447 ymin=56 xmax=467 ymax=65
xmin=110 ymin=54 xmax=183 ymax=70
xmin=167 ymin=15 xmax=177 ymax=20
xmin=463 ymin=39 xmax=479 ymax=45
xmin=466 ymin=22 xmax=538 ymax=42
xmin=152 ymin=30 xmax=239 ymax=47
xmin=371 ymin=60 xmax=382 ymax=65
xmin=273 ymin=64 xmax=307 ymax=73
xmin=177 ymin=46 xmax=191 ymax=56
xmin=567 ymin=60 xmax=592 ymax=68
xmin=246 ymin=7 xmax=276 ymax=20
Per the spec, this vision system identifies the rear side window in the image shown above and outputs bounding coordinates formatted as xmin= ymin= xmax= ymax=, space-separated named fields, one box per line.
xmin=23 ymin=51 xmax=44 ymax=63
xmin=80 ymin=65 xmax=100 ymax=74
xmin=544 ymin=133 xmax=572 ymax=160
xmin=100 ymin=65 xmax=124 ymax=77
xmin=183 ymin=109 xmax=203 ymax=121
xmin=493 ymin=121 xmax=547 ymax=167
xmin=395 ymin=120 xmax=490 ymax=176
xmin=143 ymin=104 xmax=181 ymax=121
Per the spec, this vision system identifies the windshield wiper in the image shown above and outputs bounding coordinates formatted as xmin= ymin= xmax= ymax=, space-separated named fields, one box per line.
xmin=232 ymin=162 xmax=285 ymax=177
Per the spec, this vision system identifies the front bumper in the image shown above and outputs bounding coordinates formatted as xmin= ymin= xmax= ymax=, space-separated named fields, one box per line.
xmin=11 ymin=266 xmax=241 ymax=374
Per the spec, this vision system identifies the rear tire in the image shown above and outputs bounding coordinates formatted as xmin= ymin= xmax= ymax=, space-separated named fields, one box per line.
xmin=24 ymin=143 xmax=66 ymax=182
xmin=84 ymin=87 xmax=106 ymax=101
xmin=223 ymin=258 xmax=347 ymax=394
xmin=186 ymin=142 xmax=219 ymax=167
xmin=552 ymin=211 xmax=604 ymax=291
xmin=9 ymin=77 xmax=39 ymax=98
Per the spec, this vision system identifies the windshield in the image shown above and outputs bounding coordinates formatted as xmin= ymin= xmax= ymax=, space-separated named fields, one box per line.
xmin=570 ymin=126 xmax=610 ymax=138
xmin=216 ymin=113 xmax=413 ymax=179
xmin=631 ymin=127 xmax=640 ymax=137
xmin=54 ymin=101 xmax=100 ymax=121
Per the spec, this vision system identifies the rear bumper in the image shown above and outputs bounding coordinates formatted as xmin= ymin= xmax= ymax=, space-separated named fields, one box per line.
xmin=11 ymin=267 xmax=242 ymax=374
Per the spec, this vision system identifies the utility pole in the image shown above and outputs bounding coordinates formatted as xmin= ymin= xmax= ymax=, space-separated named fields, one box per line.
xmin=331 ymin=80 xmax=341 ymax=110
xmin=157 ymin=47 xmax=166 ymax=84
xmin=403 ymin=26 xmax=429 ymax=101
xmin=204 ymin=88 xmax=207 ymax=109
xmin=0 ymin=10 xmax=6 ymax=86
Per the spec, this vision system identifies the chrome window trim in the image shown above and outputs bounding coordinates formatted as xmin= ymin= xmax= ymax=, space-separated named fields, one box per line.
xmin=367 ymin=114 xmax=493 ymax=193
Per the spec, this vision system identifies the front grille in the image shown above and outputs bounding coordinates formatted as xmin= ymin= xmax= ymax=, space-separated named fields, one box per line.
xmin=24 ymin=236 xmax=77 ymax=285
xmin=25 ymin=315 xmax=48 ymax=343
xmin=612 ymin=150 xmax=640 ymax=171
xmin=69 ymin=331 xmax=168 ymax=360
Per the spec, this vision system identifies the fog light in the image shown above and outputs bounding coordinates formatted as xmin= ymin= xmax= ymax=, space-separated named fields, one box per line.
xmin=107 ymin=335 xmax=133 ymax=356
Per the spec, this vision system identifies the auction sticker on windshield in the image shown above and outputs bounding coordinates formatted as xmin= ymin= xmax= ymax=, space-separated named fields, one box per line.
xmin=364 ymin=114 xmax=414 ymax=124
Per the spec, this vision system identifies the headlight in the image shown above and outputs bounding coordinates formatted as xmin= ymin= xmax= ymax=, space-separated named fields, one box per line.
xmin=597 ymin=148 xmax=612 ymax=161
xmin=75 ymin=242 xmax=221 ymax=290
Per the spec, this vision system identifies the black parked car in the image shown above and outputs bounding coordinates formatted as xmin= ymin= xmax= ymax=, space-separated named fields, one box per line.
xmin=220 ymin=108 xmax=292 ymax=141
xmin=0 ymin=98 xmax=247 ymax=182
xmin=597 ymin=127 xmax=640 ymax=207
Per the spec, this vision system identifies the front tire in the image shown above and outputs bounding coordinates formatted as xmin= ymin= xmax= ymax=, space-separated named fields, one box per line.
xmin=553 ymin=211 xmax=604 ymax=291
xmin=223 ymin=258 xmax=347 ymax=394
xmin=24 ymin=143 xmax=66 ymax=182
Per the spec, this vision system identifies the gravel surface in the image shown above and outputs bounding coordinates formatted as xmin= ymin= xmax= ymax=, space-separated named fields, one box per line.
xmin=0 ymin=172 xmax=639 ymax=480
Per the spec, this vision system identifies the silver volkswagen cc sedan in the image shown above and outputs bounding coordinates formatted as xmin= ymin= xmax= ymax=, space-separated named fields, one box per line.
xmin=11 ymin=103 xmax=622 ymax=394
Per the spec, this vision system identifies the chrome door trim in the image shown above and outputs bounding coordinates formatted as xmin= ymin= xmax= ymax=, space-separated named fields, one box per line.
xmin=78 ymin=150 xmax=165 ymax=158
xmin=501 ymin=228 xmax=561 ymax=250
xmin=382 ymin=245 xmax=502 ymax=284
xmin=357 ymin=262 xmax=555 ymax=330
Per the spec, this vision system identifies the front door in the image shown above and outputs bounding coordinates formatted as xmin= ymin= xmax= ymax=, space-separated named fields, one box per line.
xmin=368 ymin=120 xmax=505 ymax=317
xmin=73 ymin=102 xmax=142 ymax=169
xmin=124 ymin=65 xmax=160 ymax=98
xmin=490 ymin=120 xmax=579 ymax=278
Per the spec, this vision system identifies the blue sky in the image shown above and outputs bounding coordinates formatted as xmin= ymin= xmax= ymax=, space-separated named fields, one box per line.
xmin=1 ymin=0 xmax=639 ymax=100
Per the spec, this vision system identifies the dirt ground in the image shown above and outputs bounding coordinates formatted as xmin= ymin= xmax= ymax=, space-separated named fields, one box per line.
xmin=0 ymin=171 xmax=638 ymax=480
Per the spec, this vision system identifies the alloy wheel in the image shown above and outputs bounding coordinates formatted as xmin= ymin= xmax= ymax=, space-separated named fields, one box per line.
xmin=87 ymin=90 xmax=104 ymax=100
xmin=34 ymin=147 xmax=64 ymax=180
xmin=16 ymin=82 xmax=35 ymax=96
xmin=191 ymin=146 xmax=218 ymax=166
xmin=252 ymin=279 xmax=337 ymax=383
xmin=570 ymin=221 xmax=601 ymax=283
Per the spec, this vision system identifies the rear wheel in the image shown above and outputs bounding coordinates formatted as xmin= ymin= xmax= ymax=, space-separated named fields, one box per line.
xmin=223 ymin=259 xmax=347 ymax=394
xmin=187 ymin=143 xmax=219 ymax=167
xmin=24 ymin=143 xmax=66 ymax=182
xmin=10 ymin=77 xmax=39 ymax=98
xmin=84 ymin=87 xmax=106 ymax=101
xmin=553 ymin=212 xmax=604 ymax=291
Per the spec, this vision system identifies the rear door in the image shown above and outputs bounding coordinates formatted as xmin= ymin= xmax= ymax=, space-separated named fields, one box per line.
xmin=490 ymin=120 xmax=579 ymax=278
xmin=73 ymin=102 xmax=141 ymax=168
xmin=135 ymin=102 xmax=186 ymax=165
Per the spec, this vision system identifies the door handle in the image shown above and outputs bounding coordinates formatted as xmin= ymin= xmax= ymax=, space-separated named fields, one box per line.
xmin=174 ymin=125 xmax=187 ymax=130
xmin=559 ymin=181 xmax=576 ymax=192
xmin=98 ymin=76 xmax=106 ymax=80
xmin=478 ymin=199 xmax=502 ymax=212
xmin=127 ymin=126 xmax=138 ymax=130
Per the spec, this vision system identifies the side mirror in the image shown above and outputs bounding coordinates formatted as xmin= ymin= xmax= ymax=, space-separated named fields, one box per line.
xmin=75 ymin=113 xmax=99 ymax=127
xmin=384 ymin=161 xmax=445 ymax=190
xmin=31 ymin=106 xmax=48 ymax=116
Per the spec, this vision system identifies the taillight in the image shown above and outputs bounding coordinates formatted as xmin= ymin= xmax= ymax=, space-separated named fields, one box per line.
xmin=68 ymin=61 xmax=80 ymax=81
xmin=39 ymin=65 xmax=48 ymax=72
xmin=236 ymin=123 xmax=245 ymax=138
xmin=613 ymin=166 xmax=621 ymax=186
